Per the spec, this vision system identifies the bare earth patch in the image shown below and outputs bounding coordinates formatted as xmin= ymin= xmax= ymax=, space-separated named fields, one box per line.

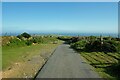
xmin=0 ymin=71 xmax=2 ymax=79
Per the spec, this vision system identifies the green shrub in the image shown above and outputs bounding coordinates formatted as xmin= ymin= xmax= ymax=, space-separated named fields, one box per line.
xmin=85 ymin=40 xmax=117 ymax=52
xmin=17 ymin=35 xmax=23 ymax=39
xmin=58 ymin=36 xmax=72 ymax=41
xmin=71 ymin=37 xmax=80 ymax=43
xmin=31 ymin=37 xmax=44 ymax=43
xmin=71 ymin=40 xmax=87 ymax=50
xmin=103 ymin=40 xmax=118 ymax=52
xmin=102 ymin=41 xmax=117 ymax=52
xmin=25 ymin=40 xmax=33 ymax=46
xmin=109 ymin=61 xmax=120 ymax=78
xmin=103 ymin=37 xmax=111 ymax=40
xmin=3 ymin=35 xmax=59 ymax=48
xmin=105 ymin=40 xmax=117 ymax=46
xmin=70 ymin=39 xmax=118 ymax=52
xmin=85 ymin=40 xmax=102 ymax=52
xmin=7 ymin=38 xmax=26 ymax=47
xmin=32 ymin=37 xmax=39 ymax=43
xmin=89 ymin=36 xmax=97 ymax=41
xmin=17 ymin=32 xmax=31 ymax=39
xmin=116 ymin=42 xmax=120 ymax=53
xmin=30 ymin=36 xmax=58 ymax=44
xmin=21 ymin=32 xmax=31 ymax=38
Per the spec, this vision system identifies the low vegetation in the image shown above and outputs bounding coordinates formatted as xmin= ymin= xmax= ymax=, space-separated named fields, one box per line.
xmin=70 ymin=36 xmax=119 ymax=53
xmin=80 ymin=52 xmax=120 ymax=80
xmin=2 ymin=32 xmax=61 ymax=78
xmin=2 ymin=33 xmax=120 ymax=79
xmin=58 ymin=35 xmax=120 ymax=79
xmin=3 ymin=44 xmax=47 ymax=69
xmin=2 ymin=32 xmax=59 ymax=47
xmin=2 ymin=43 xmax=60 ymax=78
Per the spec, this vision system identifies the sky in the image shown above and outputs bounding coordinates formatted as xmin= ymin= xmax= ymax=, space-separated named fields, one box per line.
xmin=1 ymin=0 xmax=120 ymax=2
xmin=0 ymin=2 xmax=2 ymax=35
xmin=2 ymin=2 xmax=118 ymax=34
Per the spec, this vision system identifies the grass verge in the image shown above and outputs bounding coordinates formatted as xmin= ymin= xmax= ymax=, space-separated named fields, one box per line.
xmin=80 ymin=52 xmax=120 ymax=80
xmin=2 ymin=43 xmax=60 ymax=71
xmin=2 ymin=43 xmax=61 ymax=78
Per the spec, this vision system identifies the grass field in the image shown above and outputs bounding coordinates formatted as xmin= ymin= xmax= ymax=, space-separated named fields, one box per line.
xmin=80 ymin=52 xmax=120 ymax=80
xmin=2 ymin=43 xmax=60 ymax=71
xmin=2 ymin=35 xmax=62 ymax=78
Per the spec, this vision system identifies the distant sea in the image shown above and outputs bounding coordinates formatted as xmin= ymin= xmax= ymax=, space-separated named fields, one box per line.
xmin=1 ymin=32 xmax=118 ymax=38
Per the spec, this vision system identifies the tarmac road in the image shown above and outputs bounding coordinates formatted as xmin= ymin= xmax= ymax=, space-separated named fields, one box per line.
xmin=36 ymin=44 xmax=101 ymax=78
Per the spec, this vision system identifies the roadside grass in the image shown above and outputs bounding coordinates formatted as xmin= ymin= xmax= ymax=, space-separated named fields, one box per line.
xmin=2 ymin=43 xmax=60 ymax=71
xmin=80 ymin=52 xmax=120 ymax=80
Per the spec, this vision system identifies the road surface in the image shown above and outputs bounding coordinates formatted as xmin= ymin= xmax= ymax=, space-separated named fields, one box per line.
xmin=36 ymin=44 xmax=100 ymax=78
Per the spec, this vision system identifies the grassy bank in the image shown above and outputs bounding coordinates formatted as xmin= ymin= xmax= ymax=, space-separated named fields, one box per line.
xmin=2 ymin=44 xmax=58 ymax=70
xmin=80 ymin=52 xmax=120 ymax=80
xmin=2 ymin=33 xmax=62 ymax=78
xmin=2 ymin=43 xmax=61 ymax=78
xmin=58 ymin=36 xmax=120 ymax=79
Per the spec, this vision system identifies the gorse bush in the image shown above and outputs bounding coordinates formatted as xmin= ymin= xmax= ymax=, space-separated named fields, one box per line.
xmin=116 ymin=42 xmax=120 ymax=53
xmin=71 ymin=37 xmax=81 ymax=43
xmin=57 ymin=36 xmax=119 ymax=53
xmin=102 ymin=41 xmax=117 ymax=52
xmin=2 ymin=36 xmax=14 ymax=46
xmin=85 ymin=40 xmax=117 ymax=52
xmin=3 ymin=32 xmax=59 ymax=47
xmin=70 ymin=38 xmax=118 ymax=53
xmin=7 ymin=38 xmax=26 ymax=47
xmin=57 ymin=36 xmax=72 ymax=41
xmin=85 ymin=40 xmax=102 ymax=52
xmin=108 ymin=60 xmax=120 ymax=78
xmin=21 ymin=32 xmax=31 ymax=38
xmin=25 ymin=40 xmax=33 ymax=46
xmin=17 ymin=32 xmax=31 ymax=39
xmin=71 ymin=40 xmax=87 ymax=50
xmin=32 ymin=37 xmax=41 ymax=43
xmin=89 ymin=36 xmax=97 ymax=41
xmin=17 ymin=35 xmax=23 ymax=40
xmin=31 ymin=36 xmax=59 ymax=44
xmin=105 ymin=40 xmax=117 ymax=46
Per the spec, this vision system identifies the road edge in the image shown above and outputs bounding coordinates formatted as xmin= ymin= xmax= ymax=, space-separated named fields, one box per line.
xmin=33 ymin=45 xmax=59 ymax=80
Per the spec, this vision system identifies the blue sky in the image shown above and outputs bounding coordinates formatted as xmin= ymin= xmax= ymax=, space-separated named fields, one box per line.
xmin=0 ymin=2 xmax=2 ymax=35
xmin=2 ymin=2 xmax=118 ymax=34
